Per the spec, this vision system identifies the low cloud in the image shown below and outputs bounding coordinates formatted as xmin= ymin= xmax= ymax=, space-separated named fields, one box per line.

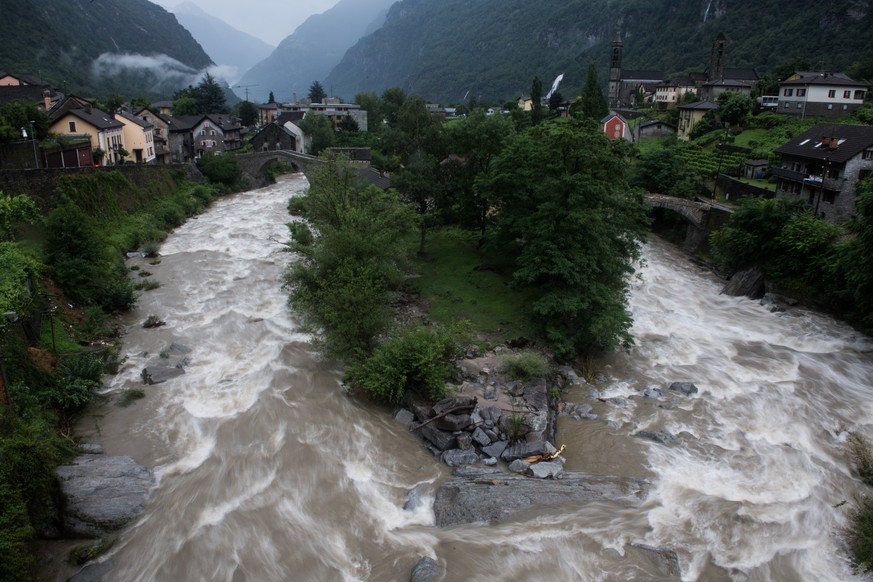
xmin=91 ymin=52 xmax=237 ymax=88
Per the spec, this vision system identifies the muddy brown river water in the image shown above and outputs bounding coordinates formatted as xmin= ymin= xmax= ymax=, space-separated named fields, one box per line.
xmin=43 ymin=175 xmax=873 ymax=581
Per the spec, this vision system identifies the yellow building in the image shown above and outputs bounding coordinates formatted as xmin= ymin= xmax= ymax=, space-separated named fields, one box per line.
xmin=49 ymin=107 xmax=125 ymax=165
xmin=115 ymin=110 xmax=156 ymax=163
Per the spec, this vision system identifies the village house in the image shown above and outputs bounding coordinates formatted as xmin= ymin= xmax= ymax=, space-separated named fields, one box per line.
xmin=283 ymin=98 xmax=368 ymax=132
xmin=600 ymin=112 xmax=632 ymax=141
xmin=773 ymin=123 xmax=873 ymax=223
xmin=677 ymin=101 xmax=718 ymax=140
xmin=777 ymin=72 xmax=868 ymax=119
xmin=134 ymin=107 xmax=172 ymax=164
xmin=251 ymin=122 xmax=300 ymax=153
xmin=114 ymin=110 xmax=155 ymax=164
xmin=258 ymin=102 xmax=280 ymax=126
xmin=167 ymin=114 xmax=242 ymax=162
xmin=637 ymin=119 xmax=677 ymax=140
xmin=49 ymin=103 xmax=125 ymax=166
xmin=654 ymin=76 xmax=698 ymax=109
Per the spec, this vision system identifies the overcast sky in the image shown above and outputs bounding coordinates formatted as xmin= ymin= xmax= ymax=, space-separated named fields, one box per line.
xmin=152 ymin=0 xmax=341 ymax=46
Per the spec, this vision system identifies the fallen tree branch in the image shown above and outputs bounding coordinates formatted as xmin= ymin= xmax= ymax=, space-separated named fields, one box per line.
xmin=411 ymin=399 xmax=477 ymax=432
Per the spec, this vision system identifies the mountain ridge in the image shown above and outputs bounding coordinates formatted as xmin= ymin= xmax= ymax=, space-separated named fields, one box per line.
xmin=235 ymin=0 xmax=394 ymax=104
xmin=324 ymin=0 xmax=873 ymax=103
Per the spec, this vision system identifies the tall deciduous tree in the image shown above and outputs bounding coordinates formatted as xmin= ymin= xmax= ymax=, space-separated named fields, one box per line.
xmin=283 ymin=153 xmax=415 ymax=358
xmin=235 ymin=100 xmax=258 ymax=126
xmin=840 ymin=177 xmax=873 ymax=331
xmin=485 ymin=119 xmax=649 ymax=356
xmin=446 ymin=109 xmax=515 ymax=235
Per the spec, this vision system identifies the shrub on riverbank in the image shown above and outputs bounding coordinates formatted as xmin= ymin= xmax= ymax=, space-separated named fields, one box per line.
xmin=343 ymin=324 xmax=469 ymax=403
xmin=500 ymin=350 xmax=550 ymax=381
xmin=848 ymin=496 xmax=873 ymax=573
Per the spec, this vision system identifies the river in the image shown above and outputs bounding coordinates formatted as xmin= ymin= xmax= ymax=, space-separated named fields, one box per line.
xmin=50 ymin=175 xmax=873 ymax=581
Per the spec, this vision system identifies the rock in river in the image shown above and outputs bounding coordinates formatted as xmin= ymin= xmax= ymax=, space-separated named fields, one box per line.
xmin=56 ymin=455 xmax=155 ymax=538
xmin=432 ymin=467 xmax=649 ymax=527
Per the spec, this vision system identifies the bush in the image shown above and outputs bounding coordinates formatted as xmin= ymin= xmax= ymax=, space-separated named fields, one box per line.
xmin=343 ymin=324 xmax=469 ymax=403
xmin=500 ymin=350 xmax=549 ymax=381
xmin=50 ymin=354 xmax=103 ymax=411
xmin=847 ymin=496 xmax=873 ymax=573
xmin=850 ymin=432 xmax=873 ymax=487
xmin=198 ymin=153 xmax=241 ymax=186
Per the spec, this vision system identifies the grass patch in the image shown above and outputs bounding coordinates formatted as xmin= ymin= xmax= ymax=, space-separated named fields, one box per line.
xmin=37 ymin=316 xmax=83 ymax=354
xmin=636 ymin=136 xmax=671 ymax=156
xmin=500 ymin=350 xmax=550 ymax=381
xmin=413 ymin=228 xmax=532 ymax=342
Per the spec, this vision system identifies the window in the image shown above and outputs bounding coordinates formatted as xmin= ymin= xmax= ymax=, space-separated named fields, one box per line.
xmin=828 ymin=104 xmax=833 ymax=110
xmin=784 ymin=88 xmax=794 ymax=96
xmin=864 ymin=150 xmax=873 ymax=160
xmin=824 ymin=191 xmax=837 ymax=204
xmin=828 ymin=89 xmax=836 ymax=98
xmin=798 ymin=103 xmax=803 ymax=108
xmin=860 ymin=169 xmax=871 ymax=180
xmin=68 ymin=121 xmax=76 ymax=132
xmin=856 ymin=90 xmax=867 ymax=100
xmin=844 ymin=90 xmax=852 ymax=99
xmin=797 ymin=89 xmax=806 ymax=97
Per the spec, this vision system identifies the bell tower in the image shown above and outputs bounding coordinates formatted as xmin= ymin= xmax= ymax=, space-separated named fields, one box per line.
xmin=708 ymin=32 xmax=726 ymax=81
xmin=607 ymin=32 xmax=623 ymax=108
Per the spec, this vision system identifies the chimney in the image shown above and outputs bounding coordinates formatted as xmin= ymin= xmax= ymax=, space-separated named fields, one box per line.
xmin=43 ymin=90 xmax=51 ymax=111
xmin=821 ymin=136 xmax=831 ymax=148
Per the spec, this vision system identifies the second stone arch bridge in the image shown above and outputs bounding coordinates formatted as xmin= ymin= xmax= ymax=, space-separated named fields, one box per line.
xmin=644 ymin=193 xmax=732 ymax=252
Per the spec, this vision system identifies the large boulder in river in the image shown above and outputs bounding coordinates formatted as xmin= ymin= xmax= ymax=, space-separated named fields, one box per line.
xmin=433 ymin=467 xmax=649 ymax=527
xmin=56 ymin=455 xmax=155 ymax=538
xmin=721 ymin=265 xmax=765 ymax=298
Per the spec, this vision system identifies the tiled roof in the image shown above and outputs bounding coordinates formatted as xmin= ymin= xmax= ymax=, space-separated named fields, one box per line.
xmin=679 ymin=100 xmax=718 ymax=110
xmin=116 ymin=110 xmax=153 ymax=129
xmin=781 ymin=72 xmax=867 ymax=87
xmin=66 ymin=108 xmax=124 ymax=130
xmin=774 ymin=123 xmax=873 ymax=163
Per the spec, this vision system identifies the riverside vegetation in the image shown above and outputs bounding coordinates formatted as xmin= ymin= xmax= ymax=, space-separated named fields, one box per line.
xmin=0 ymin=159 xmax=241 ymax=580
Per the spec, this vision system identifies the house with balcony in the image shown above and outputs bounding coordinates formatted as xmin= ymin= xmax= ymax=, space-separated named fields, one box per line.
xmin=773 ymin=123 xmax=873 ymax=223
xmin=114 ymin=110 xmax=156 ymax=164
xmin=777 ymin=72 xmax=868 ymax=119
xmin=167 ymin=114 xmax=243 ymax=162
xmin=49 ymin=105 xmax=124 ymax=166
xmin=134 ymin=107 xmax=172 ymax=164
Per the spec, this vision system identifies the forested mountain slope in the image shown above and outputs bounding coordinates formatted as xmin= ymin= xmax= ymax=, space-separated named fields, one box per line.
xmin=236 ymin=0 xmax=394 ymax=104
xmin=0 ymin=0 xmax=214 ymax=99
xmin=325 ymin=0 xmax=873 ymax=102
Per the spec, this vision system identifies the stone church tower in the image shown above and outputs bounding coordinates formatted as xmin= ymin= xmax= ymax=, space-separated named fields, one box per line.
xmin=607 ymin=33 xmax=623 ymax=108
xmin=708 ymin=32 xmax=727 ymax=81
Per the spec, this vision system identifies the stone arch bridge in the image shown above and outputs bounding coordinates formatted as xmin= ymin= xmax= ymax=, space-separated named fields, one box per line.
xmin=644 ymin=193 xmax=733 ymax=252
xmin=236 ymin=150 xmax=322 ymax=187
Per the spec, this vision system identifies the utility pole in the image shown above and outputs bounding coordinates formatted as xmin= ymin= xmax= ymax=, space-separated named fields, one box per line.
xmin=233 ymin=84 xmax=259 ymax=102
xmin=29 ymin=121 xmax=38 ymax=168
